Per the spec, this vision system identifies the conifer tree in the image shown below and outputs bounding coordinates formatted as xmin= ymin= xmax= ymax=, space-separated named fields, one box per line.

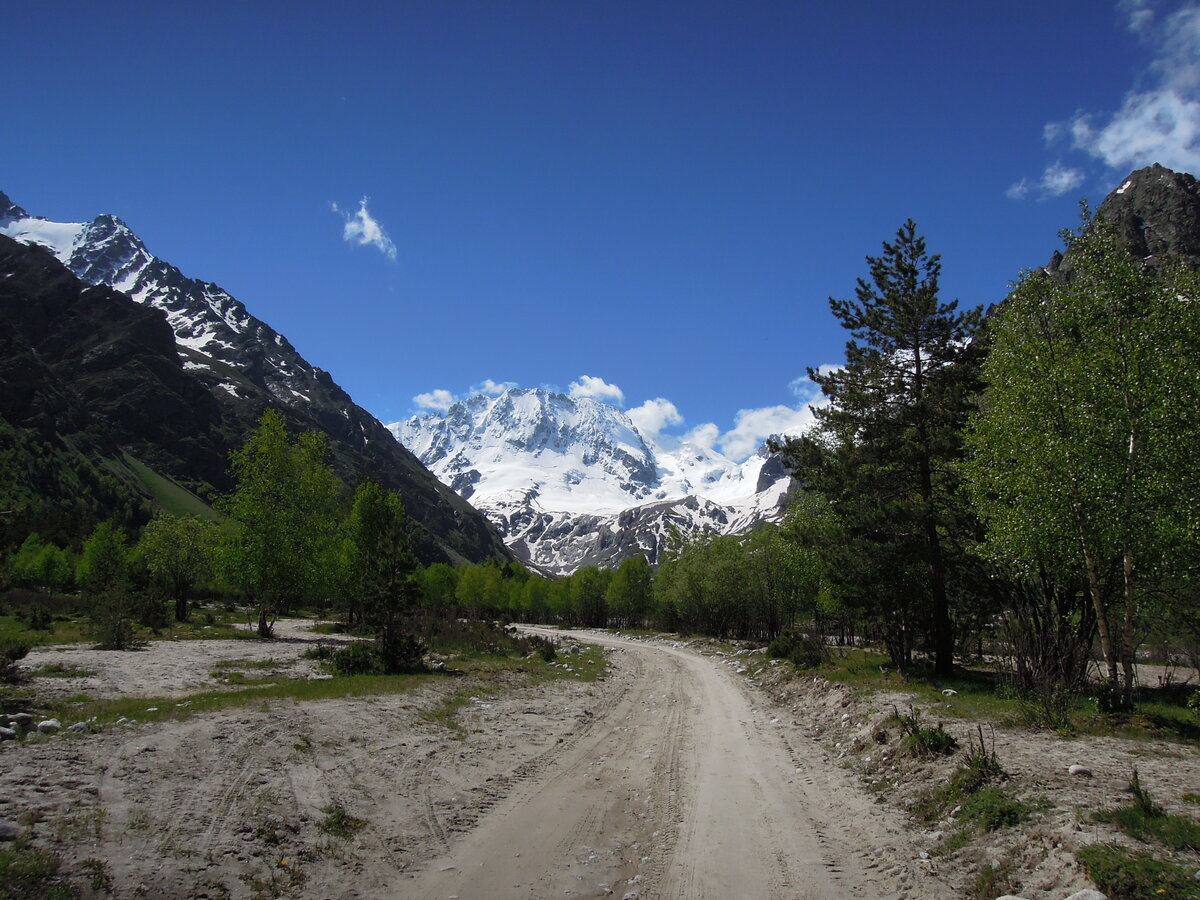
xmin=785 ymin=220 xmax=983 ymax=674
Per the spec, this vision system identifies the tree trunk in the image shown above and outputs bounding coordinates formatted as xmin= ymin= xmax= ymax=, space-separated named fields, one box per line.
xmin=1080 ymin=531 xmax=1118 ymax=687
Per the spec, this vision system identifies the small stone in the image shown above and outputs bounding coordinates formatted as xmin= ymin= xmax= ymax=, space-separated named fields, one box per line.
xmin=67 ymin=722 xmax=89 ymax=734
xmin=941 ymin=689 xmax=957 ymax=696
xmin=0 ymin=727 xmax=16 ymax=741
xmin=1062 ymin=891 xmax=1108 ymax=900
xmin=36 ymin=719 xmax=61 ymax=734
xmin=0 ymin=820 xmax=19 ymax=841
xmin=1068 ymin=764 xmax=1093 ymax=777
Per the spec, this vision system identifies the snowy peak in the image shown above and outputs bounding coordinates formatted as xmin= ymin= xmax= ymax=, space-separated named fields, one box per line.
xmin=394 ymin=388 xmax=660 ymax=514
xmin=391 ymin=387 xmax=795 ymax=573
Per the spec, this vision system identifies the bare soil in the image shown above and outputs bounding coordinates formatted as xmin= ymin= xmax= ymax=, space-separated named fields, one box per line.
xmin=2 ymin=623 xmax=1197 ymax=899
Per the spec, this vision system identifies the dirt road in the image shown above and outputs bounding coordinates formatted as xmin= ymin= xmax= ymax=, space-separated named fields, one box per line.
xmin=403 ymin=629 xmax=943 ymax=899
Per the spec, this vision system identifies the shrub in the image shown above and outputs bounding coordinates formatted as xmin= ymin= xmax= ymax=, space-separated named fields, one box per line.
xmin=1077 ymin=842 xmax=1200 ymax=900
xmin=0 ymin=640 xmax=30 ymax=685
xmin=768 ymin=628 xmax=830 ymax=669
xmin=90 ymin=591 xmax=143 ymax=651
xmin=890 ymin=706 xmax=958 ymax=758
xmin=959 ymin=786 xmax=1031 ymax=832
xmin=24 ymin=606 xmax=53 ymax=633
xmin=332 ymin=641 xmax=383 ymax=675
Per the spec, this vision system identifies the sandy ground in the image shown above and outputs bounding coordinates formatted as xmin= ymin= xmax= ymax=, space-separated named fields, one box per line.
xmin=2 ymin=623 xmax=1197 ymax=898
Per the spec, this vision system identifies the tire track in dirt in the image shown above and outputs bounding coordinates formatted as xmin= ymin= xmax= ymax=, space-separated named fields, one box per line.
xmin=401 ymin=630 xmax=953 ymax=900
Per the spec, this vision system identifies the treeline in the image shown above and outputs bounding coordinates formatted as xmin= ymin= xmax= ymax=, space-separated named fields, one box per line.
xmin=5 ymin=209 xmax=1199 ymax=717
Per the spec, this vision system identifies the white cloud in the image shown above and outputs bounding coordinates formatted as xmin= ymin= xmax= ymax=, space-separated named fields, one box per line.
xmin=332 ymin=197 xmax=397 ymax=261
xmin=685 ymin=422 xmax=720 ymax=451
xmin=1120 ymin=0 xmax=1156 ymax=33
xmin=627 ymin=398 xmax=684 ymax=440
xmin=473 ymin=379 xmax=517 ymax=396
xmin=717 ymin=403 xmax=819 ymax=461
xmin=413 ymin=389 xmax=456 ymax=411
xmin=568 ymin=375 xmax=625 ymax=406
xmin=1070 ymin=3 xmax=1200 ymax=175
xmin=1006 ymin=162 xmax=1085 ymax=201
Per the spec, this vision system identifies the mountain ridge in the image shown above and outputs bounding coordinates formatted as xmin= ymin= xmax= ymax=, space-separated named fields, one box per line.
xmin=392 ymin=387 xmax=793 ymax=573
xmin=0 ymin=193 xmax=509 ymax=565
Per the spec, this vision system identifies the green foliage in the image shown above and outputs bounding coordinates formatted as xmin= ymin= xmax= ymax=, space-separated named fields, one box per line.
xmin=74 ymin=521 xmax=129 ymax=596
xmin=965 ymin=208 xmax=1200 ymax=699
xmin=958 ymin=786 xmax=1032 ymax=832
xmin=0 ymin=843 xmax=74 ymax=900
xmin=768 ymin=627 xmax=830 ymax=669
xmin=0 ymin=638 xmax=30 ymax=684
xmin=969 ymin=857 xmax=1016 ymax=900
xmin=604 ymin=555 xmax=653 ymax=628
xmin=7 ymin=535 xmax=72 ymax=596
xmin=331 ymin=635 xmax=426 ymax=676
xmin=890 ymin=706 xmax=958 ymax=758
xmin=219 ymin=411 xmax=341 ymax=637
xmin=135 ymin=515 xmax=217 ymax=622
xmin=781 ymin=220 xmax=985 ymax=675
xmin=317 ymin=803 xmax=365 ymax=840
xmin=1094 ymin=769 xmax=1200 ymax=851
xmin=1077 ymin=842 xmax=1200 ymax=900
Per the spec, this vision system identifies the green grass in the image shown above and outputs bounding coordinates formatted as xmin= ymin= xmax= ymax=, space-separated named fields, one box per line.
xmin=317 ymin=803 xmax=365 ymax=840
xmin=32 ymin=664 xmax=97 ymax=679
xmin=0 ymin=843 xmax=74 ymax=900
xmin=33 ymin=646 xmax=604 ymax=730
xmin=1077 ymin=842 xmax=1200 ymax=900
xmin=419 ymin=689 xmax=475 ymax=738
xmin=113 ymin=454 xmax=218 ymax=520
xmin=1094 ymin=771 xmax=1200 ymax=851
xmin=807 ymin=647 xmax=1200 ymax=743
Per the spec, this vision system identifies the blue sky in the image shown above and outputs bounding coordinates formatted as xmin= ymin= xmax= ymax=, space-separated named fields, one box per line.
xmin=6 ymin=0 xmax=1199 ymax=460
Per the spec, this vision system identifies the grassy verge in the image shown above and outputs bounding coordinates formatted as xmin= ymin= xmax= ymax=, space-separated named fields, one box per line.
xmin=768 ymin=646 xmax=1200 ymax=743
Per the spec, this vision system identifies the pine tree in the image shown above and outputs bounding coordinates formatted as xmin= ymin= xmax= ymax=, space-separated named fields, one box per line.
xmin=786 ymin=220 xmax=983 ymax=675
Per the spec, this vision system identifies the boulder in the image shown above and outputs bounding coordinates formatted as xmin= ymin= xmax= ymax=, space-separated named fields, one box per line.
xmin=0 ymin=727 xmax=16 ymax=741
xmin=36 ymin=718 xmax=62 ymax=734
xmin=0 ymin=820 xmax=19 ymax=841
xmin=1067 ymin=764 xmax=1093 ymax=777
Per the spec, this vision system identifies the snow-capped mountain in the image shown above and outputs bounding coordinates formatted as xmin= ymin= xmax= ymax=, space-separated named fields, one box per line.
xmin=391 ymin=388 xmax=793 ymax=573
xmin=0 ymin=191 xmax=508 ymax=565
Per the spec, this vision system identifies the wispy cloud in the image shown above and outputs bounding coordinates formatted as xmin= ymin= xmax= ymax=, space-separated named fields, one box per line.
xmin=717 ymin=403 xmax=819 ymax=461
xmin=473 ymin=379 xmax=517 ymax=396
xmin=1010 ymin=2 xmax=1200 ymax=199
xmin=628 ymin=398 xmax=683 ymax=441
xmin=331 ymin=197 xmax=397 ymax=261
xmin=1006 ymin=162 xmax=1086 ymax=200
xmin=413 ymin=388 xmax=456 ymax=411
xmin=568 ymin=375 xmax=625 ymax=406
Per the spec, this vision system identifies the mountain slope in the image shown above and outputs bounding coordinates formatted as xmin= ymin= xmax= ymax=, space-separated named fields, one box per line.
xmin=0 ymin=193 xmax=509 ymax=565
xmin=393 ymin=388 xmax=792 ymax=573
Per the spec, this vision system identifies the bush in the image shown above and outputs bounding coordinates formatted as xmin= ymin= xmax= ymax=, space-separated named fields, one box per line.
xmin=890 ymin=706 xmax=958 ymax=758
xmin=959 ymin=786 xmax=1031 ymax=832
xmin=330 ymin=633 xmax=427 ymax=676
xmin=0 ymin=640 xmax=30 ymax=685
xmin=1077 ymin=842 xmax=1200 ymax=900
xmin=23 ymin=606 xmax=53 ymax=633
xmin=90 ymin=591 xmax=143 ymax=651
xmin=768 ymin=628 xmax=830 ymax=669
xmin=332 ymin=641 xmax=383 ymax=675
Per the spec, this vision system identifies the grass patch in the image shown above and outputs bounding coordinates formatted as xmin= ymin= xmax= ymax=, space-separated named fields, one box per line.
xmin=1077 ymin=842 xmax=1200 ymax=900
xmin=0 ymin=842 xmax=74 ymax=900
xmin=1094 ymin=770 xmax=1200 ymax=851
xmin=317 ymin=804 xmax=365 ymax=840
xmin=419 ymin=689 xmax=475 ymax=738
xmin=969 ymin=856 xmax=1016 ymax=900
xmin=32 ymin=664 xmax=96 ymax=679
xmin=34 ymin=644 xmax=605 ymax=730
xmin=213 ymin=658 xmax=281 ymax=670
